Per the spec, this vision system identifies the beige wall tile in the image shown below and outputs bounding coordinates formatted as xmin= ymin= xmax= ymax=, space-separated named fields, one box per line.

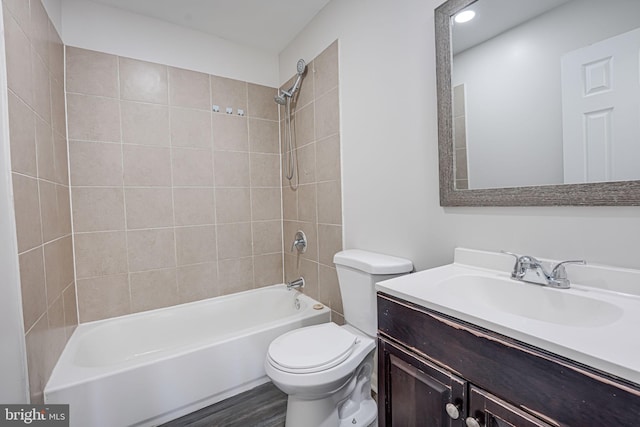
xmin=254 ymin=253 xmax=284 ymax=286
xmin=297 ymin=143 xmax=316 ymax=185
xmin=299 ymin=258 xmax=319 ymax=301
xmin=130 ymin=268 xmax=178 ymax=312
xmin=175 ymin=225 xmax=217 ymax=266
xmin=51 ymin=79 xmax=66 ymax=139
xmin=74 ymin=231 xmax=128 ymax=278
xmin=171 ymin=147 xmax=214 ymax=187
xmin=293 ymin=103 xmax=315 ymax=147
xmin=53 ymin=133 xmax=69 ymax=185
xmin=3 ymin=0 xmax=30 ymax=37
xmin=169 ymin=67 xmax=210 ymax=110
xmin=252 ymin=220 xmax=283 ymax=255
xmin=319 ymin=264 xmax=343 ymax=314
xmin=29 ymin=0 xmax=50 ymax=67
xmin=19 ymin=247 xmax=47 ymax=331
xmin=49 ymin=24 xmax=64 ymax=84
xmin=43 ymin=236 xmax=74 ymax=306
xmin=214 ymin=151 xmax=250 ymax=187
xmin=119 ymin=57 xmax=168 ymax=104
xmin=170 ymin=107 xmax=212 ymax=148
xmin=77 ymin=274 xmax=131 ymax=322
xmin=69 ymin=140 xmax=123 ymax=186
xmin=72 ymin=187 xmax=125 ymax=232
xmin=217 ymin=222 xmax=252 ymax=260
xmin=250 ymin=153 xmax=280 ymax=187
xmin=297 ymin=184 xmax=317 ymax=223
xmin=314 ymin=41 xmax=339 ymax=97
xmin=4 ymin=12 xmax=33 ymax=106
xmin=35 ymin=116 xmax=55 ymax=181
xmin=247 ymin=83 xmax=278 ymax=120
xmin=251 ymin=187 xmax=281 ymax=221
xmin=282 ymin=185 xmax=298 ymax=220
xmin=215 ymin=187 xmax=251 ymax=223
xmin=318 ymin=224 xmax=342 ymax=266
xmin=66 ymin=47 xmax=118 ymax=97
xmin=121 ymin=101 xmax=170 ymax=146
xmin=12 ymin=173 xmax=42 ymax=253
xmin=67 ymin=94 xmax=121 ymax=142
xmin=248 ymin=118 xmax=279 ymax=154
xmin=317 ymin=180 xmax=342 ymax=225
xmin=123 ymin=145 xmax=172 ymax=186
xmin=177 ymin=263 xmax=218 ymax=303
xmin=173 ymin=188 xmax=215 ymax=226
xmin=316 ymin=135 xmax=341 ymax=182
xmin=40 ymin=181 xmax=71 ymax=241
xmin=127 ymin=228 xmax=176 ymax=272
xmin=218 ymin=257 xmax=254 ymax=294
xmin=212 ymin=114 xmax=248 ymax=152
xmin=24 ymin=314 xmax=48 ymax=404
xmin=315 ymin=88 xmax=339 ymax=140
xmin=8 ymin=92 xmax=36 ymax=176
xmin=211 ymin=75 xmax=247 ymax=112
xmin=124 ymin=187 xmax=174 ymax=229
xmin=62 ymin=284 xmax=78 ymax=338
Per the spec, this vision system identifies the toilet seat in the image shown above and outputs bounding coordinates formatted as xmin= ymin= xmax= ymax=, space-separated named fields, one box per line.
xmin=267 ymin=323 xmax=358 ymax=374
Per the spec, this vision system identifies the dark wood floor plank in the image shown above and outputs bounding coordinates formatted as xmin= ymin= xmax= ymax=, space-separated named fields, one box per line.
xmin=161 ymin=381 xmax=287 ymax=427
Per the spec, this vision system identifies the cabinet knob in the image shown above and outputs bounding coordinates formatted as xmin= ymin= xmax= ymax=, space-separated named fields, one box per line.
xmin=465 ymin=417 xmax=483 ymax=427
xmin=445 ymin=403 xmax=460 ymax=419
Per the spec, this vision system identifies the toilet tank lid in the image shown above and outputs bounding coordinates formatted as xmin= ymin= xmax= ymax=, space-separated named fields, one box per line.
xmin=333 ymin=250 xmax=413 ymax=275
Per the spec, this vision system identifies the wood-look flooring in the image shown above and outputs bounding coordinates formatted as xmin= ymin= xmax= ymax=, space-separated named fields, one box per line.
xmin=161 ymin=382 xmax=287 ymax=427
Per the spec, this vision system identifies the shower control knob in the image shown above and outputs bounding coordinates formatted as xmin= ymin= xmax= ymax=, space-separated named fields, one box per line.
xmin=445 ymin=403 xmax=460 ymax=419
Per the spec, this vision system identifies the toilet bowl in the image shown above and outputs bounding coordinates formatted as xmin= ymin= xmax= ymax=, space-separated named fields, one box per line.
xmin=265 ymin=249 xmax=413 ymax=427
xmin=265 ymin=323 xmax=377 ymax=427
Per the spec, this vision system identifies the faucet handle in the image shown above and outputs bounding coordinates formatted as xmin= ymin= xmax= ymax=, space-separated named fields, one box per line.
xmin=501 ymin=250 xmax=520 ymax=278
xmin=550 ymin=260 xmax=586 ymax=279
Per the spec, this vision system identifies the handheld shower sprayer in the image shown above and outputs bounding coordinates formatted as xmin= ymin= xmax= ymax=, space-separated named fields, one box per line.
xmin=275 ymin=58 xmax=308 ymax=183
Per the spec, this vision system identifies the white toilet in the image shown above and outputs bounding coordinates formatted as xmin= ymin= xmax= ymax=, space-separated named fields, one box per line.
xmin=265 ymin=249 xmax=413 ymax=427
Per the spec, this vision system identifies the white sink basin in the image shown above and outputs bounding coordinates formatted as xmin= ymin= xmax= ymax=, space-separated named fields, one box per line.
xmin=437 ymin=274 xmax=623 ymax=327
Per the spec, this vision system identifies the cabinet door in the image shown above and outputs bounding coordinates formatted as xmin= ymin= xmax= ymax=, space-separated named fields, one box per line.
xmin=378 ymin=339 xmax=466 ymax=427
xmin=467 ymin=386 xmax=554 ymax=427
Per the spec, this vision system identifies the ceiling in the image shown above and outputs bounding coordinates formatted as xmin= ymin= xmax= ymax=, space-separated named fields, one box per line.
xmin=88 ymin=0 xmax=332 ymax=52
xmin=452 ymin=0 xmax=572 ymax=54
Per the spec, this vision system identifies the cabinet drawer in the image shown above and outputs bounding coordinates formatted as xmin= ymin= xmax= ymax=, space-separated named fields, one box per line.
xmin=377 ymin=293 xmax=640 ymax=426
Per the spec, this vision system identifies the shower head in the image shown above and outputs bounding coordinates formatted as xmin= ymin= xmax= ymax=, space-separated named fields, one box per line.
xmin=274 ymin=93 xmax=287 ymax=105
xmin=297 ymin=59 xmax=306 ymax=75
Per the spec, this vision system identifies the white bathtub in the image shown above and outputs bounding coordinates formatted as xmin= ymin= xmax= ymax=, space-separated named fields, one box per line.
xmin=44 ymin=284 xmax=330 ymax=427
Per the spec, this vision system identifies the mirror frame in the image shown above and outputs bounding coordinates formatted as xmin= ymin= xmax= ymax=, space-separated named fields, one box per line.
xmin=435 ymin=0 xmax=640 ymax=206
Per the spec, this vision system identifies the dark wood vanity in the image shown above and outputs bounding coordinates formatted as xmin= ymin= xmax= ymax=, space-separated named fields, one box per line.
xmin=377 ymin=292 xmax=640 ymax=426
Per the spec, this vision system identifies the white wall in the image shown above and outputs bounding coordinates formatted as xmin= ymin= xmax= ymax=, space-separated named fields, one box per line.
xmin=0 ymin=6 xmax=28 ymax=402
xmin=59 ymin=0 xmax=279 ymax=87
xmin=280 ymin=0 xmax=640 ymax=273
xmin=41 ymin=0 xmax=62 ymax=34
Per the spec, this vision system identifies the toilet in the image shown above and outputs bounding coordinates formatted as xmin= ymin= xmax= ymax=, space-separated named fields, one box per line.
xmin=265 ymin=249 xmax=413 ymax=427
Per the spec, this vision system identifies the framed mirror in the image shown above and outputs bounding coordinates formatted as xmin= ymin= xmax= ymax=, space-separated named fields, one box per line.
xmin=435 ymin=0 xmax=640 ymax=206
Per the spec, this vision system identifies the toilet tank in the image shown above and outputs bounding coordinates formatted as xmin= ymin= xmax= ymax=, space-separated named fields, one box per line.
xmin=333 ymin=250 xmax=413 ymax=337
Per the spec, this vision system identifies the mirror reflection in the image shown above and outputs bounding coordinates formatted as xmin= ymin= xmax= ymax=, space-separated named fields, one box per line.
xmin=451 ymin=0 xmax=640 ymax=190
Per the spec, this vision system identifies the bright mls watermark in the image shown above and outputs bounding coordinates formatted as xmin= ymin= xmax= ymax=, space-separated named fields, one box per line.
xmin=0 ymin=405 xmax=68 ymax=426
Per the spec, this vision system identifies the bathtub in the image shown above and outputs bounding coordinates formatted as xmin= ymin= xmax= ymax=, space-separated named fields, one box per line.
xmin=44 ymin=284 xmax=330 ymax=427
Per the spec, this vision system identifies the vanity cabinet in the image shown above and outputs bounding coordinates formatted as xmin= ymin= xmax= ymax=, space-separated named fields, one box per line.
xmin=377 ymin=293 xmax=640 ymax=427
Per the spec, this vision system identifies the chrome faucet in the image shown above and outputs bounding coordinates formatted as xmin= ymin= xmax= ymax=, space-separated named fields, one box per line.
xmin=287 ymin=277 xmax=305 ymax=291
xmin=502 ymin=251 xmax=586 ymax=289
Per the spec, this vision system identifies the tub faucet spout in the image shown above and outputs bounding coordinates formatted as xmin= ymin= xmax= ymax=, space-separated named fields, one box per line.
xmin=287 ymin=277 xmax=305 ymax=291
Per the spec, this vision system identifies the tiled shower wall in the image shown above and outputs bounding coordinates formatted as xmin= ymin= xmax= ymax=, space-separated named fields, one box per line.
xmin=66 ymin=47 xmax=284 ymax=322
xmin=3 ymin=0 xmax=77 ymax=403
xmin=281 ymin=42 xmax=344 ymax=322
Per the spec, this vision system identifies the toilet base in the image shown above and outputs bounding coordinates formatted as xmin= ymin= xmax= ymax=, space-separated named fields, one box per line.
xmin=284 ymin=350 xmax=377 ymax=427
